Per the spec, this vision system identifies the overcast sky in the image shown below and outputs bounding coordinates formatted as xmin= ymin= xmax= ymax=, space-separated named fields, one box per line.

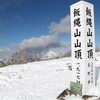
xmin=0 ymin=0 xmax=100 ymax=59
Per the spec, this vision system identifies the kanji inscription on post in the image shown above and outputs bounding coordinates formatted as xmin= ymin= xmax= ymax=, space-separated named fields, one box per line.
xmin=70 ymin=1 xmax=95 ymax=95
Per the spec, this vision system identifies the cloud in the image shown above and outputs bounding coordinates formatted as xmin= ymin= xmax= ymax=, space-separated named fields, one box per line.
xmin=49 ymin=15 xmax=70 ymax=35
xmin=0 ymin=15 xmax=71 ymax=60
xmin=18 ymin=34 xmax=70 ymax=58
xmin=0 ymin=0 xmax=25 ymax=10
xmin=17 ymin=15 xmax=71 ymax=51
xmin=19 ymin=35 xmax=69 ymax=50
xmin=0 ymin=48 xmax=12 ymax=59
xmin=0 ymin=44 xmax=19 ymax=60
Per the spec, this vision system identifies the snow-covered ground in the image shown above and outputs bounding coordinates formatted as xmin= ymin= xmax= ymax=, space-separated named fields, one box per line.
xmin=0 ymin=56 xmax=100 ymax=100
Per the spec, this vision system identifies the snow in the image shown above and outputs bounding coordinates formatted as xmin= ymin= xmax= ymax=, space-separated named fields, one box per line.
xmin=43 ymin=50 xmax=58 ymax=60
xmin=0 ymin=56 xmax=100 ymax=100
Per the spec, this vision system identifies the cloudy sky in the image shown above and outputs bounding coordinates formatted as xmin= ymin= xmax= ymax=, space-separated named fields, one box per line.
xmin=0 ymin=0 xmax=100 ymax=59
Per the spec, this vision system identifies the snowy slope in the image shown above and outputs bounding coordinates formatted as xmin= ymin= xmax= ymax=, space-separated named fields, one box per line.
xmin=0 ymin=57 xmax=71 ymax=100
xmin=0 ymin=56 xmax=100 ymax=100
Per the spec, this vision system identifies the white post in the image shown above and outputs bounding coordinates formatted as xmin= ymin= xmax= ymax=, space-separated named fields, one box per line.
xmin=70 ymin=1 xmax=95 ymax=95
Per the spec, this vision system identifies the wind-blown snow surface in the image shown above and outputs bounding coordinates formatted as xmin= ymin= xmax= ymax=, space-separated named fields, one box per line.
xmin=0 ymin=57 xmax=100 ymax=100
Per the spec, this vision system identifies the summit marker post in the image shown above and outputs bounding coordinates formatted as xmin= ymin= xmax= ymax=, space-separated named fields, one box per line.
xmin=70 ymin=0 xmax=95 ymax=95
